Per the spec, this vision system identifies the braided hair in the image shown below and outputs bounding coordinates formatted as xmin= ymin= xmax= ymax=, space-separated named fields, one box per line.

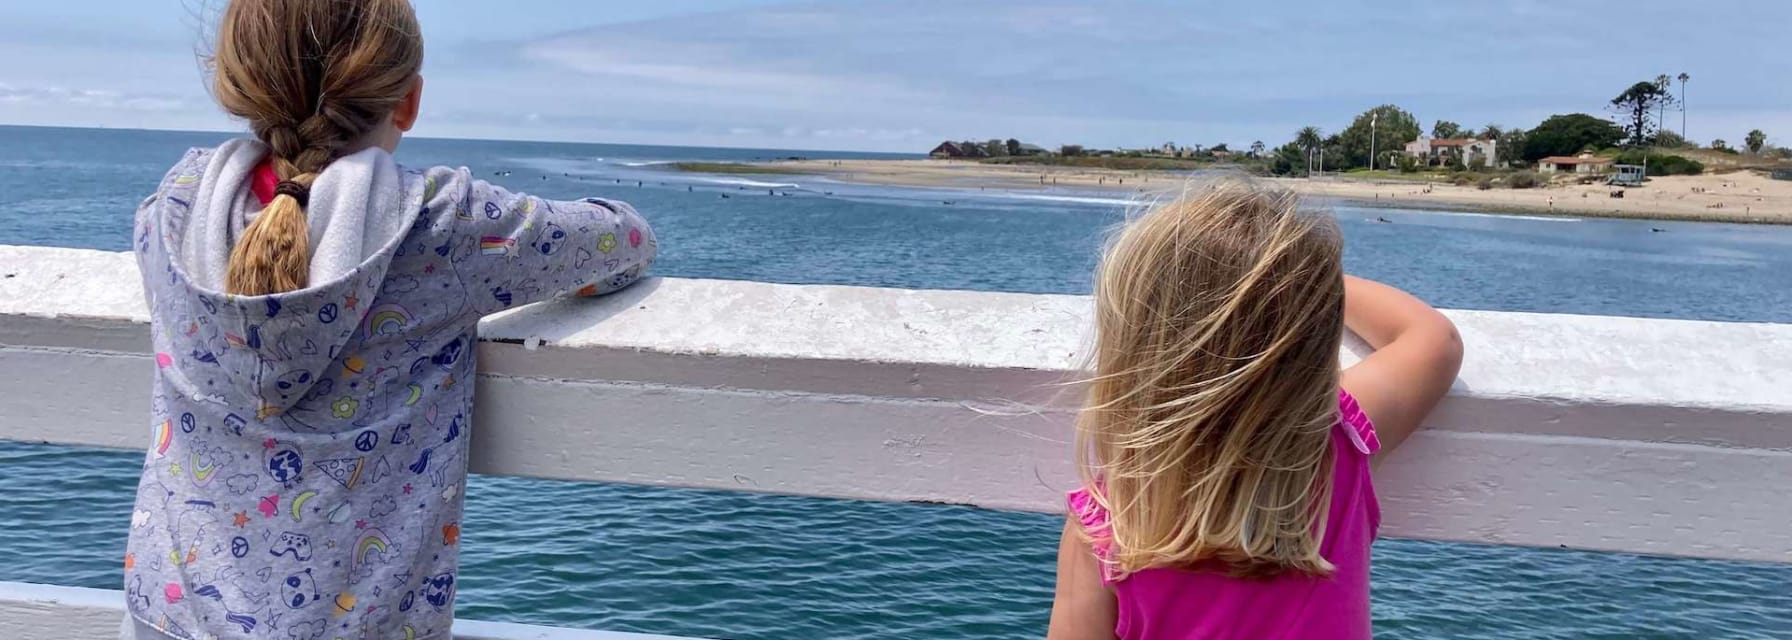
xmin=211 ymin=0 xmax=423 ymax=295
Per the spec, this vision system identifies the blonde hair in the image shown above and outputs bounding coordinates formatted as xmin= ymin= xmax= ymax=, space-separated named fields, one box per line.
xmin=211 ymin=0 xmax=424 ymax=295
xmin=1075 ymin=179 xmax=1345 ymax=579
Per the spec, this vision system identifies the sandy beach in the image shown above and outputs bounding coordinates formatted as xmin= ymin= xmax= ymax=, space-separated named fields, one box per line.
xmin=741 ymin=159 xmax=1792 ymax=224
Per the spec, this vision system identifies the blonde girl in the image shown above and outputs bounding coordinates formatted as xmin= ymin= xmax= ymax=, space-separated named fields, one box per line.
xmin=1048 ymin=183 xmax=1462 ymax=639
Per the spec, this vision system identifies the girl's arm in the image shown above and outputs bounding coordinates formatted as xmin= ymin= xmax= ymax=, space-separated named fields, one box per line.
xmin=1339 ymin=275 xmax=1464 ymax=458
xmin=1046 ymin=518 xmax=1118 ymax=640
xmin=451 ymin=175 xmax=657 ymax=317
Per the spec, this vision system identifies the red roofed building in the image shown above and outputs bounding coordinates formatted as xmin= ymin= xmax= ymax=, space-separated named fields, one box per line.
xmin=1538 ymin=153 xmax=1616 ymax=175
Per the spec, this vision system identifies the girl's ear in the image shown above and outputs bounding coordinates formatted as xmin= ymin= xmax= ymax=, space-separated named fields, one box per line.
xmin=393 ymin=75 xmax=424 ymax=132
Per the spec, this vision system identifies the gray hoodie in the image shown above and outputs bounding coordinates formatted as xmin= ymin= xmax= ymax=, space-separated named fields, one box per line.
xmin=124 ymin=139 xmax=655 ymax=639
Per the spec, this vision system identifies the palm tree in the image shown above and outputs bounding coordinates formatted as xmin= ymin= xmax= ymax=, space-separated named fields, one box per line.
xmin=1654 ymin=74 xmax=1672 ymax=145
xmin=1294 ymin=126 xmax=1324 ymax=172
xmin=1677 ymin=72 xmax=1690 ymax=140
xmin=1295 ymin=126 xmax=1323 ymax=150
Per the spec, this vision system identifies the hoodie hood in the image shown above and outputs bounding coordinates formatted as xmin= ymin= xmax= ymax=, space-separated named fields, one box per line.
xmin=142 ymin=140 xmax=423 ymax=418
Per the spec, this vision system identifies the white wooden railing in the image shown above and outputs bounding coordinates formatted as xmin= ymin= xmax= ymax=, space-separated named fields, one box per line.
xmin=1 ymin=245 xmax=1789 ymax=638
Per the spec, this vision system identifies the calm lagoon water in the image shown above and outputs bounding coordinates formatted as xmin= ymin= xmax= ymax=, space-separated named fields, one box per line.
xmin=1 ymin=125 xmax=1788 ymax=639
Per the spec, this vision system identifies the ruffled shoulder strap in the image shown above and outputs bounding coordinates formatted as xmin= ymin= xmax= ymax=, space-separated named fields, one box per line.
xmin=1337 ymin=388 xmax=1381 ymax=455
xmin=1066 ymin=487 xmax=1117 ymax=582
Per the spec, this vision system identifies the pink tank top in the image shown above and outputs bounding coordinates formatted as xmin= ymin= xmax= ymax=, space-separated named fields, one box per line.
xmin=1067 ymin=389 xmax=1382 ymax=640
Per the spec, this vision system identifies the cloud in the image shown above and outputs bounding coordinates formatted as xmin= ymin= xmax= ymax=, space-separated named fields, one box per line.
xmin=450 ymin=0 xmax=1792 ymax=150
xmin=0 ymin=84 xmax=190 ymax=112
xmin=224 ymin=473 xmax=259 ymax=496
xmin=369 ymin=495 xmax=397 ymax=519
xmin=0 ymin=82 xmax=192 ymax=117
xmin=3 ymin=0 xmax=1789 ymax=150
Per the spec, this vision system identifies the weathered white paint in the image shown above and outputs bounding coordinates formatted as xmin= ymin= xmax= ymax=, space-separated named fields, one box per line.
xmin=0 ymin=581 xmax=701 ymax=640
xmin=1 ymin=245 xmax=1790 ymax=564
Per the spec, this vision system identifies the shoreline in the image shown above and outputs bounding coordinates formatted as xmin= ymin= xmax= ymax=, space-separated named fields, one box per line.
xmin=1286 ymin=177 xmax=1789 ymax=225
xmin=668 ymin=159 xmax=1792 ymax=225
xmin=1315 ymin=193 xmax=1783 ymax=225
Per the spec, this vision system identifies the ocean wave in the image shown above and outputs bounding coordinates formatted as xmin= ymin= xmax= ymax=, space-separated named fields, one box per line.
xmin=1449 ymin=212 xmax=1582 ymax=223
xmin=996 ymin=193 xmax=1141 ymax=207
xmin=700 ymin=178 xmax=802 ymax=189
xmin=617 ymin=160 xmax=675 ymax=167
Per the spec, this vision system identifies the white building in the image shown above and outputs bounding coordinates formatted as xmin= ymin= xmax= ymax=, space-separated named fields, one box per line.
xmin=1405 ymin=135 xmax=1498 ymax=168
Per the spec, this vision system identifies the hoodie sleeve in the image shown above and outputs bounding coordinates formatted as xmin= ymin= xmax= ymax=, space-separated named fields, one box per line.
xmin=440 ymin=169 xmax=658 ymax=317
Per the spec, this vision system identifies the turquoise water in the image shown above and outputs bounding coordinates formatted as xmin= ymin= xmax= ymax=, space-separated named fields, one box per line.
xmin=1 ymin=125 xmax=1789 ymax=639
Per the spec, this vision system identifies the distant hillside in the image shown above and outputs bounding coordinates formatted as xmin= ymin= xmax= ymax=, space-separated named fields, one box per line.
xmin=1670 ymin=148 xmax=1792 ymax=173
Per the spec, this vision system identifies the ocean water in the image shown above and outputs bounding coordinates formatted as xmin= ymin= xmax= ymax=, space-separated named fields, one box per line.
xmin=0 ymin=125 xmax=1789 ymax=639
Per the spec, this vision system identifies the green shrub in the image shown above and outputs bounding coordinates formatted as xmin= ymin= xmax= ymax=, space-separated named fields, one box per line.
xmin=1655 ymin=130 xmax=1695 ymax=149
xmin=1614 ymin=151 xmax=1705 ymax=176
xmin=1655 ymin=155 xmax=1705 ymax=175
xmin=978 ymin=156 xmax=1205 ymax=171
xmin=1477 ymin=177 xmax=1494 ymax=190
xmin=1505 ymin=171 xmax=1543 ymax=189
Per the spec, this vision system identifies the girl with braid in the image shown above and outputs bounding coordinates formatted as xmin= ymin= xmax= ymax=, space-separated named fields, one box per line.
xmin=123 ymin=1 xmax=655 ymax=638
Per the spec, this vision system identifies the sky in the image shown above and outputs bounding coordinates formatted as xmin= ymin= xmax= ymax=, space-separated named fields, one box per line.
xmin=1 ymin=0 xmax=1788 ymax=153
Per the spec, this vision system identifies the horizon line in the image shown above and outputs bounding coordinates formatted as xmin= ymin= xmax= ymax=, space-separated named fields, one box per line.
xmin=0 ymin=122 xmax=923 ymax=157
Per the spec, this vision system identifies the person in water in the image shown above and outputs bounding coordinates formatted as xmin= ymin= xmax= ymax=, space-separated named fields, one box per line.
xmin=123 ymin=1 xmax=654 ymax=637
xmin=1048 ymin=182 xmax=1462 ymax=639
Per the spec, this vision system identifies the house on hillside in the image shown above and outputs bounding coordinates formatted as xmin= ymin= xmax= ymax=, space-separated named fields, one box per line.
xmin=929 ymin=141 xmax=987 ymax=159
xmin=1405 ymin=135 xmax=1498 ymax=168
xmin=1015 ymin=143 xmax=1049 ymax=156
xmin=1538 ymin=153 xmax=1615 ymax=175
